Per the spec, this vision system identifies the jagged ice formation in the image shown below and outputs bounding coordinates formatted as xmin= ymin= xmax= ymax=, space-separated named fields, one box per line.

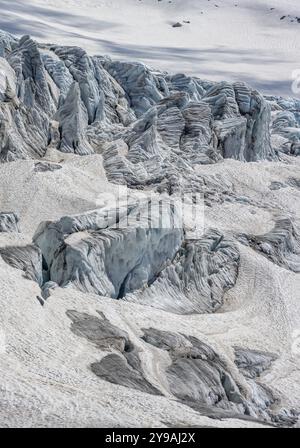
xmin=0 ymin=30 xmax=300 ymax=428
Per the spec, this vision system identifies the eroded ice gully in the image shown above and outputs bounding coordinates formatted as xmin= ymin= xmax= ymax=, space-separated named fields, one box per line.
xmin=0 ymin=30 xmax=300 ymax=428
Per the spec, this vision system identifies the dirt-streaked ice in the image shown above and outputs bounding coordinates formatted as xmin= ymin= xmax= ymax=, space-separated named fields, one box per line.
xmin=0 ymin=28 xmax=299 ymax=428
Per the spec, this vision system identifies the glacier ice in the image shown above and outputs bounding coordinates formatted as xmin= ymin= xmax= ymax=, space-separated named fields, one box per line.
xmin=0 ymin=30 xmax=300 ymax=428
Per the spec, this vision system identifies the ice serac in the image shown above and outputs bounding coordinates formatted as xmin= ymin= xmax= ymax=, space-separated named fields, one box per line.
xmin=0 ymin=35 xmax=55 ymax=161
xmin=0 ymin=212 xmax=19 ymax=232
xmin=67 ymin=310 xmax=161 ymax=395
xmin=65 ymin=310 xmax=298 ymax=425
xmin=54 ymin=81 xmax=93 ymax=155
xmin=0 ymin=30 xmax=299 ymax=428
xmin=0 ymin=31 xmax=277 ymax=168
xmin=267 ymin=95 xmax=300 ymax=156
xmin=234 ymin=347 xmax=277 ymax=379
xmin=0 ymin=30 xmax=17 ymax=57
xmin=33 ymin=199 xmax=184 ymax=299
xmin=205 ymin=81 xmax=274 ymax=161
xmin=125 ymin=230 xmax=240 ymax=314
xmin=101 ymin=59 xmax=274 ymax=164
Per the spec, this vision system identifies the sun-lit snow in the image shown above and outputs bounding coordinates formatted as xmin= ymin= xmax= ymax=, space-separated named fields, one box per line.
xmin=0 ymin=0 xmax=299 ymax=95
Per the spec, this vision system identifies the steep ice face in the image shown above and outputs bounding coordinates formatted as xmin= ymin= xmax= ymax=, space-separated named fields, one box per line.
xmin=0 ymin=35 xmax=53 ymax=161
xmin=54 ymin=81 xmax=94 ymax=155
xmin=0 ymin=244 xmax=43 ymax=285
xmin=101 ymin=58 xmax=169 ymax=118
xmin=125 ymin=230 xmax=240 ymax=314
xmin=29 ymin=206 xmax=240 ymax=315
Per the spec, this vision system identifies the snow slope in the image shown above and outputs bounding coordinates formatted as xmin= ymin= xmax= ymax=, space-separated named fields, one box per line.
xmin=0 ymin=0 xmax=299 ymax=95
xmin=0 ymin=28 xmax=300 ymax=427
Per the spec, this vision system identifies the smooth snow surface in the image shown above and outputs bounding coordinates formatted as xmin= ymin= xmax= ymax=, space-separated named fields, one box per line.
xmin=0 ymin=0 xmax=299 ymax=95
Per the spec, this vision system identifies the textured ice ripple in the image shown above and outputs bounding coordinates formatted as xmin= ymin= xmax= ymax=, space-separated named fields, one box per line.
xmin=0 ymin=29 xmax=299 ymax=427
xmin=124 ymin=230 xmax=240 ymax=314
xmin=237 ymin=218 xmax=300 ymax=272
